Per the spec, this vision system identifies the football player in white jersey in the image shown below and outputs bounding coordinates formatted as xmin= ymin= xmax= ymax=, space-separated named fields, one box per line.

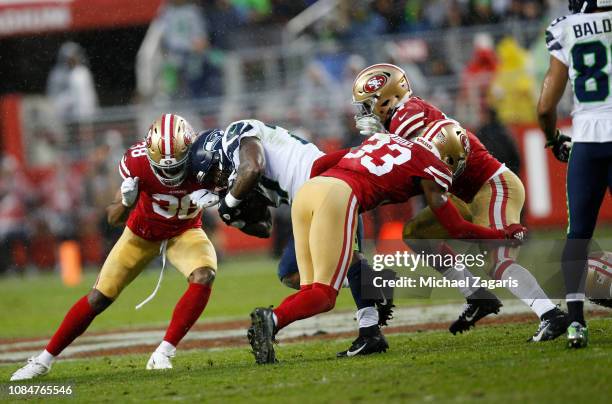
xmin=537 ymin=0 xmax=612 ymax=348
xmin=189 ymin=121 xmax=394 ymax=356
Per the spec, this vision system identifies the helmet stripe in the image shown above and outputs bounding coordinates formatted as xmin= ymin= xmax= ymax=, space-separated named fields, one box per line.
xmin=423 ymin=118 xmax=458 ymax=141
xmin=169 ymin=113 xmax=175 ymax=158
xmin=163 ymin=113 xmax=172 ymax=159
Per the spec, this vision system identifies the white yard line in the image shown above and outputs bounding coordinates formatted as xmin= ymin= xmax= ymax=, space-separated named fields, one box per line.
xmin=0 ymin=301 xmax=540 ymax=363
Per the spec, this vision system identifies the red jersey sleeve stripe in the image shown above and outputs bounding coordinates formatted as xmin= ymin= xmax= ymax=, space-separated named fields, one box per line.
xmin=424 ymin=167 xmax=451 ymax=190
xmin=119 ymin=156 xmax=131 ymax=179
xmin=395 ymin=112 xmax=424 ymax=137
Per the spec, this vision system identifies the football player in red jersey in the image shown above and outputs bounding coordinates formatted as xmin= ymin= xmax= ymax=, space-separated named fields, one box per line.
xmin=10 ymin=114 xmax=220 ymax=381
xmin=247 ymin=120 xmax=526 ymax=363
xmin=350 ymin=63 xmax=568 ymax=342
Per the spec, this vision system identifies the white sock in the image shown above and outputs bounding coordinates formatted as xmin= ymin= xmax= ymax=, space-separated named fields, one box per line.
xmin=272 ymin=312 xmax=278 ymax=327
xmin=566 ymin=293 xmax=586 ymax=302
xmin=37 ymin=350 xmax=55 ymax=367
xmin=357 ymin=307 xmax=379 ymax=328
xmin=342 ymin=277 xmax=350 ymax=288
xmin=499 ymin=262 xmax=556 ymax=318
xmin=442 ymin=267 xmax=480 ymax=297
xmin=156 ymin=340 xmax=176 ymax=356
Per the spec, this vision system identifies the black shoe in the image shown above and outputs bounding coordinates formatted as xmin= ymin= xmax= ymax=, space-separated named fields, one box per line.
xmin=449 ymin=288 xmax=503 ymax=335
xmin=337 ymin=326 xmax=389 ymax=358
xmin=529 ymin=307 xmax=568 ymax=342
xmin=247 ymin=307 xmax=277 ymax=364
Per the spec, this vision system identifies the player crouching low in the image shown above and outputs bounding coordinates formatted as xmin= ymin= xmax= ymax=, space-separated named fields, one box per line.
xmin=248 ymin=121 xmax=526 ymax=364
xmin=10 ymin=114 xmax=220 ymax=381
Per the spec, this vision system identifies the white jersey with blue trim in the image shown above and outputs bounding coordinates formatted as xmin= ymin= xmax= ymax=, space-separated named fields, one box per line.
xmin=221 ymin=119 xmax=324 ymax=206
xmin=546 ymin=11 xmax=612 ymax=142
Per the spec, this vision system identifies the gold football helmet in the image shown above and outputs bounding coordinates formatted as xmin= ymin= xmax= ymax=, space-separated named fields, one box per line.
xmin=419 ymin=119 xmax=470 ymax=178
xmin=352 ymin=63 xmax=412 ymax=124
xmin=145 ymin=113 xmax=195 ymax=187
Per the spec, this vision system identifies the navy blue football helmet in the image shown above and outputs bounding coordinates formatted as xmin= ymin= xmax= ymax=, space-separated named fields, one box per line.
xmin=189 ymin=128 xmax=226 ymax=184
xmin=569 ymin=0 xmax=607 ymax=13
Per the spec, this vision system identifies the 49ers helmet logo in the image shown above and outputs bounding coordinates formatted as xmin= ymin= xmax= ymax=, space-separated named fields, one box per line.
xmin=363 ymin=74 xmax=387 ymax=93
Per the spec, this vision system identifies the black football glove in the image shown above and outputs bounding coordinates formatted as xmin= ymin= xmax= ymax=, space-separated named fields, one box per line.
xmin=218 ymin=198 xmax=242 ymax=226
xmin=545 ymin=129 xmax=572 ymax=163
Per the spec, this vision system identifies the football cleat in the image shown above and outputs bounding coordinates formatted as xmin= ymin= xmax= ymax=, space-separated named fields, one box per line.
xmin=10 ymin=357 xmax=51 ymax=381
xmin=449 ymin=288 xmax=503 ymax=335
xmin=337 ymin=326 xmax=389 ymax=358
xmin=529 ymin=307 xmax=568 ymax=342
xmin=146 ymin=350 xmax=174 ymax=370
xmin=567 ymin=321 xmax=589 ymax=349
xmin=248 ymin=307 xmax=277 ymax=364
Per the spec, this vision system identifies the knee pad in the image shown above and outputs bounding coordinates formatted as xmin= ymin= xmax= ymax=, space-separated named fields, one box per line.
xmin=189 ymin=267 xmax=216 ymax=285
xmin=313 ymin=283 xmax=337 ymax=311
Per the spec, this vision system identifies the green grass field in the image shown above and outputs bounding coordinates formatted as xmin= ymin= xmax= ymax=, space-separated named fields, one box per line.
xmin=0 ymin=319 xmax=611 ymax=403
xmin=1 ymin=233 xmax=611 ymax=403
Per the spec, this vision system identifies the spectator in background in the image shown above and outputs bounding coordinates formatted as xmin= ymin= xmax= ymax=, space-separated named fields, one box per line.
xmin=232 ymin=0 xmax=272 ymax=23
xmin=0 ymin=155 xmax=33 ymax=273
xmin=488 ymin=36 xmax=537 ymax=124
xmin=46 ymin=42 xmax=98 ymax=122
xmin=157 ymin=0 xmax=210 ymax=99
xmin=466 ymin=0 xmax=500 ymax=25
xmin=476 ymin=107 xmax=521 ymax=175
xmin=458 ymin=33 xmax=498 ymax=127
xmin=206 ymin=0 xmax=243 ymax=49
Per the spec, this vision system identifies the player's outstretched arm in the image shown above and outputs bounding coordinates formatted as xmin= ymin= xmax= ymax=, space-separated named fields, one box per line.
xmin=537 ymin=56 xmax=569 ymax=142
xmin=422 ymin=179 xmax=526 ymax=241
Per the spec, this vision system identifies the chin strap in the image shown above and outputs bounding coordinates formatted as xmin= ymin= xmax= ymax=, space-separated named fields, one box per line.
xmin=135 ymin=240 xmax=168 ymax=310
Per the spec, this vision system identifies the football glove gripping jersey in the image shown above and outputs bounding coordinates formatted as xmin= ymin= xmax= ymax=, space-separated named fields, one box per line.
xmin=503 ymin=223 xmax=528 ymax=245
xmin=121 ymin=176 xmax=139 ymax=207
xmin=545 ymin=130 xmax=572 ymax=163
xmin=189 ymin=189 xmax=220 ymax=210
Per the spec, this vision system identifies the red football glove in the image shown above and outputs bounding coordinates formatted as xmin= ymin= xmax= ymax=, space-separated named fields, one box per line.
xmin=503 ymin=223 xmax=528 ymax=245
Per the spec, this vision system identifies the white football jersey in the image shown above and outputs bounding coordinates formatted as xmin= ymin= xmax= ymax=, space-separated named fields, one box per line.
xmin=221 ymin=119 xmax=324 ymax=206
xmin=546 ymin=11 xmax=612 ymax=142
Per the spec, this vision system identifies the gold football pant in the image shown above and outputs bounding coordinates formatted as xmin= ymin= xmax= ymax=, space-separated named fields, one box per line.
xmin=94 ymin=227 xmax=217 ymax=299
xmin=291 ymin=177 xmax=359 ymax=290
xmin=404 ymin=170 xmax=525 ymax=276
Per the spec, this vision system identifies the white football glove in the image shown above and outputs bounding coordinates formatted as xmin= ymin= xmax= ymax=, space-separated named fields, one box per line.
xmin=189 ymin=189 xmax=220 ymax=210
xmin=355 ymin=116 xmax=386 ymax=136
xmin=121 ymin=177 xmax=139 ymax=207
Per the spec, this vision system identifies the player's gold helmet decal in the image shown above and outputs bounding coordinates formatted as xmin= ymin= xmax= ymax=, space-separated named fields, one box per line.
xmin=145 ymin=113 xmax=195 ymax=187
xmin=419 ymin=119 xmax=470 ymax=178
xmin=352 ymin=63 xmax=412 ymax=124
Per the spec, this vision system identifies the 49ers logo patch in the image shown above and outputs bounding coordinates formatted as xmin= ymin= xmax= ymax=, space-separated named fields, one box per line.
xmin=363 ymin=75 xmax=387 ymax=93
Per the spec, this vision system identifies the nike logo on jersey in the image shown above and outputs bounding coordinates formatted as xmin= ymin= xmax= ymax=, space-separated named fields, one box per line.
xmin=397 ymin=112 xmax=408 ymax=121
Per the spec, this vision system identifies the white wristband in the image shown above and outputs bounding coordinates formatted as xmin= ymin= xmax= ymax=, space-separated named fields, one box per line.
xmin=225 ymin=192 xmax=242 ymax=208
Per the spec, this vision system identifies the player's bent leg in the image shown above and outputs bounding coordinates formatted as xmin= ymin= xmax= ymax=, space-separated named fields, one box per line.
xmin=9 ymin=289 xmax=114 ymax=381
xmin=403 ymin=202 xmax=502 ymax=334
xmin=11 ymin=228 xmax=156 ymax=381
xmin=150 ymin=229 xmax=217 ymax=369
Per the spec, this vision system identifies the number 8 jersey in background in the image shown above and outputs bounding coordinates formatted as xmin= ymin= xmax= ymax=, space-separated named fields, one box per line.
xmin=546 ymin=10 xmax=612 ymax=142
xmin=119 ymin=142 xmax=205 ymax=241
xmin=322 ymin=133 xmax=453 ymax=212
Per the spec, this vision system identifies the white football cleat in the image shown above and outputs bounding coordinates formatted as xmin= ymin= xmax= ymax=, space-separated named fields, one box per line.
xmin=10 ymin=357 xmax=51 ymax=381
xmin=146 ymin=351 xmax=174 ymax=370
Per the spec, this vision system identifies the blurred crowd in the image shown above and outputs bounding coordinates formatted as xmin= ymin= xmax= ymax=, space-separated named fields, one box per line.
xmin=0 ymin=0 xmax=569 ymax=273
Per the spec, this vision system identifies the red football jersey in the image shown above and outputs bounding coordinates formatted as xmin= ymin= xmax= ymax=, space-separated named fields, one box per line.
xmin=119 ymin=142 xmax=204 ymax=241
xmin=388 ymin=97 xmax=502 ymax=202
xmin=322 ymin=134 xmax=453 ymax=212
